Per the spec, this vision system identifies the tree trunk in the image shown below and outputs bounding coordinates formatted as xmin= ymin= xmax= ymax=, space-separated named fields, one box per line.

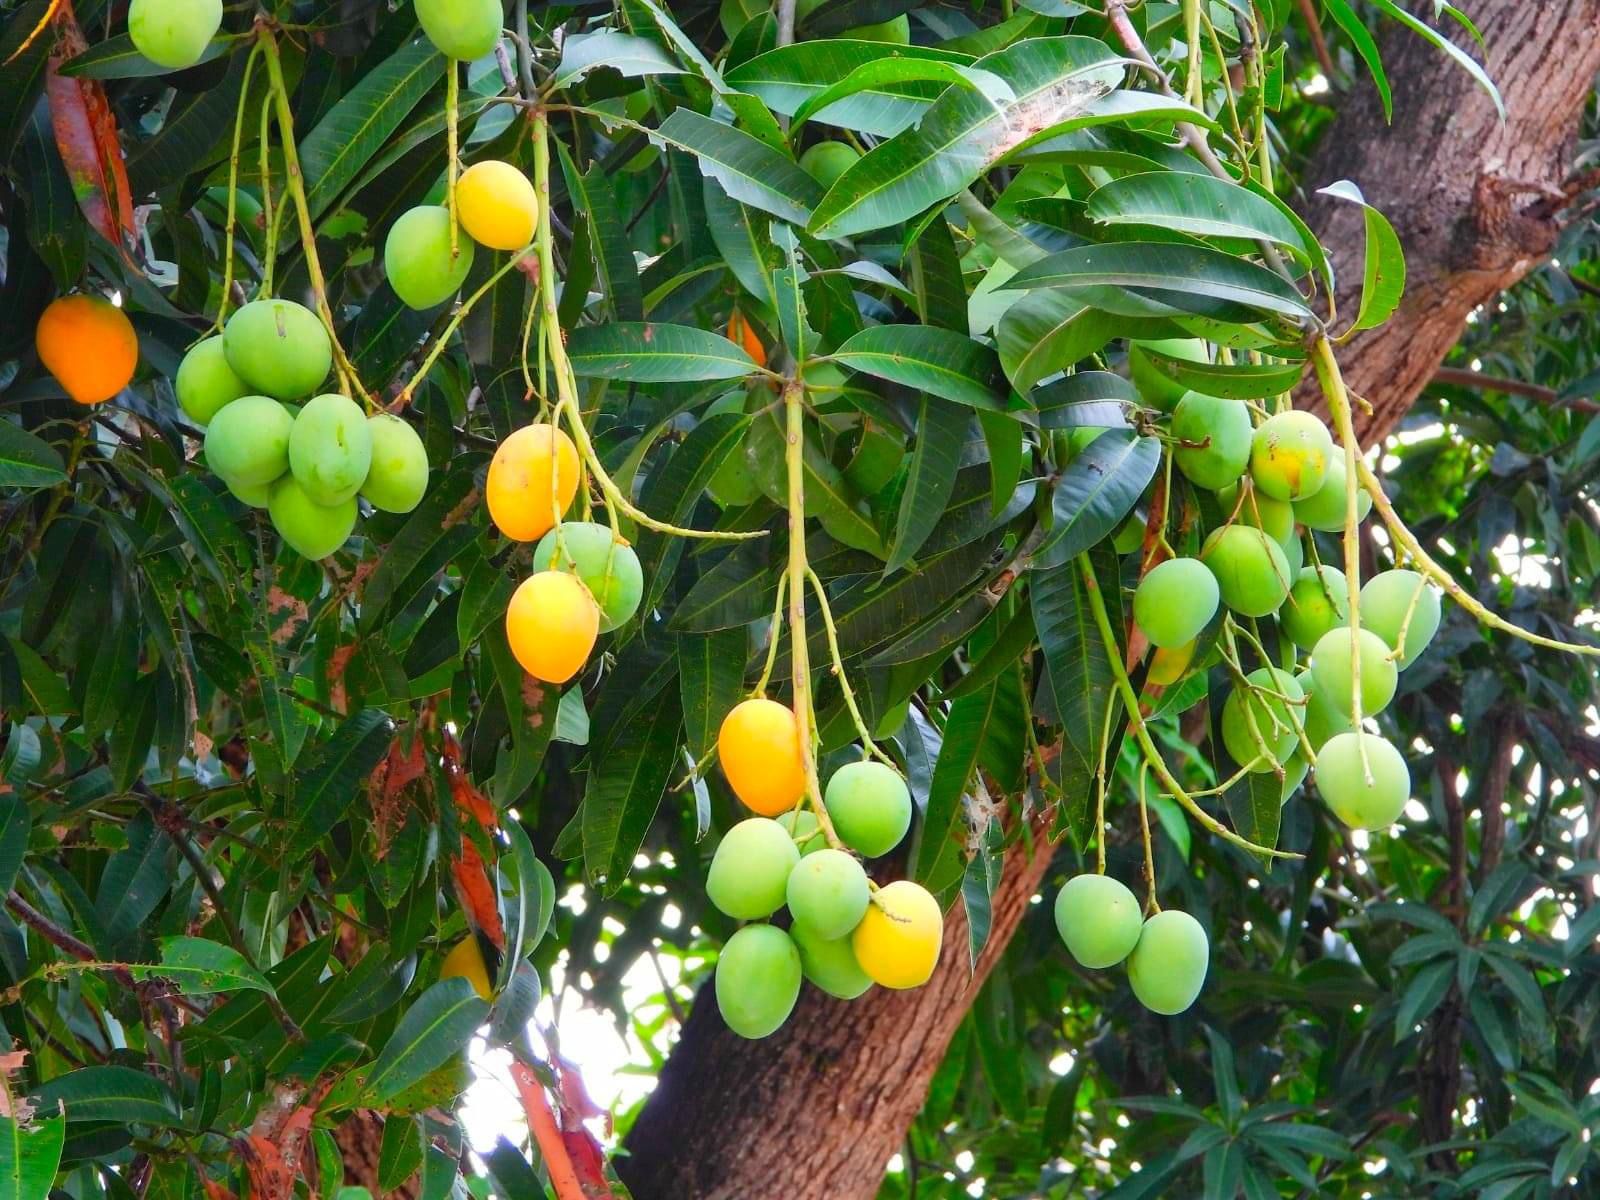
xmin=1299 ymin=0 xmax=1600 ymax=442
xmin=618 ymin=817 xmax=1057 ymax=1200
xmin=619 ymin=6 xmax=1600 ymax=1197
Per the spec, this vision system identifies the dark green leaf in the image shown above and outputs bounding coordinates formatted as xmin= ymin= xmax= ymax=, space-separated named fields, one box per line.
xmin=128 ymin=936 xmax=275 ymax=997
xmin=299 ymin=41 xmax=443 ymax=222
xmin=566 ymin=322 xmax=760 ymax=382
xmin=1004 ymin=242 xmax=1313 ymax=321
xmin=30 ymin=1068 xmax=181 ymax=1127
xmin=833 ymin=326 xmax=1009 ymax=410
xmin=679 ymin=630 xmax=747 ymax=759
xmin=1037 ymin=429 xmax=1160 ymax=566
xmin=0 ymin=421 xmax=66 ymax=488
xmin=654 ymin=109 xmax=823 ymax=227
xmin=362 ymin=979 xmax=489 ymax=1105
xmin=582 ymin=695 xmax=681 ymax=893
xmin=288 ymin=710 xmax=395 ymax=858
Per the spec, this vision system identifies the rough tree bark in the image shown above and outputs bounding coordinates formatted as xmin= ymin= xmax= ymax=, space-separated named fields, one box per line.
xmin=1300 ymin=0 xmax=1600 ymax=443
xmin=618 ymin=6 xmax=1600 ymax=1198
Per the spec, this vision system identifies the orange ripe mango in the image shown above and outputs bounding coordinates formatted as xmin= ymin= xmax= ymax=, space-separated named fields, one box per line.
xmin=486 ymin=423 xmax=580 ymax=542
xmin=506 ymin=571 xmax=599 ymax=684
xmin=726 ymin=310 xmax=766 ymax=368
xmin=35 ymin=295 xmax=138 ymax=405
xmin=717 ymin=698 xmax=806 ymax=816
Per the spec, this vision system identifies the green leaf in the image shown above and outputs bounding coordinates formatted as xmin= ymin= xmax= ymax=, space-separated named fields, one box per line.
xmin=362 ymin=979 xmax=489 ymax=1106
xmin=0 ymin=422 xmax=66 ymax=488
xmin=1317 ymin=181 xmax=1406 ymax=333
xmin=1484 ymin=950 xmax=1547 ymax=1030
xmin=0 ymin=1112 xmax=63 ymax=1200
xmin=943 ymin=606 xmax=1036 ymax=702
xmin=1032 ymin=559 xmax=1111 ymax=846
xmin=299 ymin=40 xmax=443 ymax=222
xmin=915 ymin=681 xmax=1002 ymax=892
xmin=1223 ymin=770 xmax=1282 ymax=859
xmin=669 ymin=541 xmax=778 ymax=632
xmin=792 ymin=58 xmax=1015 ymax=131
xmin=1004 ymin=242 xmax=1314 ymax=321
xmin=552 ymin=30 xmax=687 ymax=88
xmin=361 ymin=465 xmax=482 ymax=627
xmin=96 ymin=812 xmax=174 ymax=952
xmin=634 ymin=412 xmax=754 ymax=608
xmin=566 ymin=322 xmax=760 ymax=382
xmin=678 ymin=630 xmax=746 ymax=760
xmin=30 ymin=1067 xmax=181 ymax=1127
xmin=1323 ymin=0 xmax=1392 ymax=121
xmin=582 ymin=694 xmax=681 ymax=893
xmin=1085 ymin=171 xmax=1308 ymax=252
xmin=748 ymin=408 xmax=887 ymax=556
xmin=961 ymin=818 xmax=1003 ymax=967
xmin=377 ymin=1116 xmax=424 ymax=1195
xmin=288 ymin=710 xmax=395 ymax=858
xmin=1369 ymin=0 xmax=1503 ymax=118
xmin=1129 ymin=350 xmax=1304 ymax=400
xmin=499 ymin=819 xmax=550 ymax=992
xmin=809 ymin=37 xmax=1125 ymax=238
xmin=127 ymin=937 xmax=276 ymax=997
xmin=1033 ymin=370 xmax=1140 ymax=423
xmin=654 ymin=109 xmax=822 ymax=227
xmin=833 ymin=326 xmax=1010 ymax=410
xmin=1037 ymin=429 xmax=1161 ymax=566
xmin=0 ymin=797 xmax=29 ymax=900
xmin=887 ymin=400 xmax=968 ymax=574
xmin=560 ymin=151 xmax=644 ymax=323
xmin=704 ymin=180 xmax=781 ymax=309
xmin=726 ymin=41 xmax=977 ymax=138
xmin=996 ymin=288 xmax=1119 ymax=394
xmin=1393 ymin=959 xmax=1454 ymax=1039
xmin=161 ymin=473 xmax=251 ymax=595
xmin=60 ymin=31 xmax=233 ymax=78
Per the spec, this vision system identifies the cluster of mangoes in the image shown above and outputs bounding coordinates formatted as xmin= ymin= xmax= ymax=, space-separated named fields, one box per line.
xmin=708 ymin=699 xmax=938 ymax=1039
xmin=177 ymin=298 xmax=430 ymax=558
xmin=383 ymin=161 xmax=539 ymax=310
xmin=484 ymin=423 xmax=644 ymax=684
xmin=1050 ymin=337 xmax=1442 ymax=1015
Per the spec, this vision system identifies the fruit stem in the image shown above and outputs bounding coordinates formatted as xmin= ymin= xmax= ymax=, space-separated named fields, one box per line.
xmin=1356 ymin=453 xmax=1600 ymax=657
xmin=783 ymin=373 xmax=845 ymax=853
xmin=446 ymin=62 xmax=460 ymax=263
xmin=1182 ymin=0 xmax=1202 ymax=108
xmin=1309 ymin=334 xmax=1370 ymax=781
xmin=1137 ymin=762 xmax=1160 ymax=914
xmin=519 ymin=285 xmax=540 ymax=401
xmin=1386 ymin=567 xmax=1428 ymax=666
xmin=1225 ymin=616 xmax=1316 ymax=765
xmin=214 ymin=41 xmax=264 ymax=332
xmin=803 ymin=565 xmax=897 ymax=770
xmin=527 ymin=108 xmax=764 ymax=541
xmin=258 ymin=25 xmax=371 ymax=407
xmin=753 ymin=568 xmax=789 ymax=697
xmin=1093 ymin=689 xmax=1116 ymax=875
xmin=1218 ymin=623 xmax=1290 ymax=779
xmin=258 ymin=93 xmax=277 ymax=296
xmin=392 ymin=247 xmax=536 ymax=412
xmin=1078 ymin=556 xmax=1302 ymax=861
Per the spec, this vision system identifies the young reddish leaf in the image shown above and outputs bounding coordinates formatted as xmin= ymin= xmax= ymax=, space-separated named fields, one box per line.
xmin=44 ymin=0 xmax=134 ymax=253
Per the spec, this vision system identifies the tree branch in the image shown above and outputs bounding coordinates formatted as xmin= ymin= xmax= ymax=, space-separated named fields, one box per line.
xmin=1432 ymin=366 xmax=1600 ymax=412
